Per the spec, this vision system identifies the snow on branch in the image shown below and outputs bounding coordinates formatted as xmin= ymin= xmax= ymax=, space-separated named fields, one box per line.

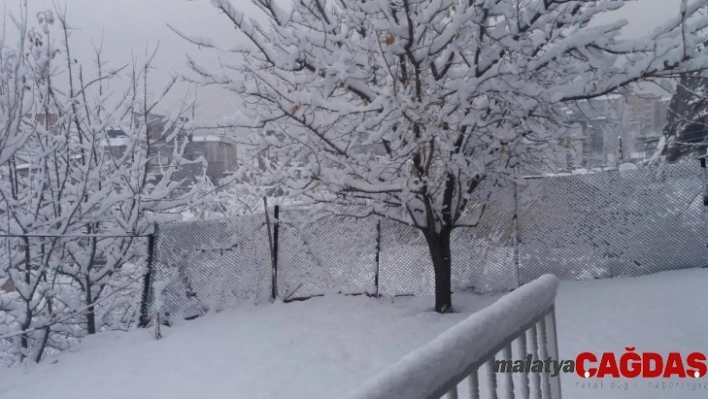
xmin=187 ymin=0 xmax=708 ymax=235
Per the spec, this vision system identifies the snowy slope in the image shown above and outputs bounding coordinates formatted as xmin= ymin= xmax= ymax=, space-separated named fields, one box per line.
xmin=1 ymin=268 xmax=707 ymax=398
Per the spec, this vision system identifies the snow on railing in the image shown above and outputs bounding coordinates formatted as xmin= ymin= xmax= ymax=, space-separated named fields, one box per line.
xmin=344 ymin=274 xmax=561 ymax=399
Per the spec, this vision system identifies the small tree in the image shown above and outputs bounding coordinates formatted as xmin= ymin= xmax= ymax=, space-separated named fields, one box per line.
xmin=50 ymin=10 xmax=210 ymax=336
xmin=185 ymin=0 xmax=708 ymax=312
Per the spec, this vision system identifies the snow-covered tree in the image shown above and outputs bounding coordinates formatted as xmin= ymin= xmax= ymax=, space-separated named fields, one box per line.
xmin=186 ymin=0 xmax=708 ymax=312
xmin=663 ymin=72 xmax=708 ymax=162
xmin=0 ymin=6 xmax=40 ymax=166
xmin=0 ymin=9 xmax=77 ymax=363
xmin=1 ymin=8 xmax=210 ymax=363
xmin=191 ymin=183 xmax=264 ymax=219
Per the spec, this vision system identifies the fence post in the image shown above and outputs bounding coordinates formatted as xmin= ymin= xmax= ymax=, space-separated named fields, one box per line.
xmin=263 ymin=198 xmax=277 ymax=301
xmin=139 ymin=224 xmax=158 ymax=328
xmin=375 ymin=220 xmax=381 ymax=298
xmin=701 ymin=158 xmax=708 ymax=249
xmin=513 ymin=174 xmax=521 ymax=288
xmin=273 ymin=205 xmax=279 ymax=300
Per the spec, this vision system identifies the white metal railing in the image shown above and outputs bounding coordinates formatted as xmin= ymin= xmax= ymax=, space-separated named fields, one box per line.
xmin=344 ymin=274 xmax=561 ymax=399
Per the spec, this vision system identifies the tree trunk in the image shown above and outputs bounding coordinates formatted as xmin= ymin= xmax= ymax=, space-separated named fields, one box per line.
xmin=20 ymin=238 xmax=32 ymax=359
xmin=86 ymin=276 xmax=96 ymax=334
xmin=34 ymin=326 xmax=50 ymax=363
xmin=424 ymin=229 xmax=453 ymax=313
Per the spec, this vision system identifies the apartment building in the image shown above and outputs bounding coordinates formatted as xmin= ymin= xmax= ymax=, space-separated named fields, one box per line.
xmin=561 ymin=85 xmax=673 ymax=169
xmin=101 ymin=116 xmax=239 ymax=186
xmin=189 ymin=134 xmax=239 ymax=184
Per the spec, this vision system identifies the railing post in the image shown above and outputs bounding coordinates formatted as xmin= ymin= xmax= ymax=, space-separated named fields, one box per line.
xmin=518 ymin=334 xmax=531 ymax=399
xmin=528 ymin=325 xmax=542 ymax=399
xmin=467 ymin=369 xmax=480 ymax=399
xmin=546 ymin=308 xmax=562 ymax=399
xmin=537 ymin=318 xmax=551 ymax=397
xmin=486 ymin=359 xmax=499 ymax=399
xmin=503 ymin=343 xmax=515 ymax=398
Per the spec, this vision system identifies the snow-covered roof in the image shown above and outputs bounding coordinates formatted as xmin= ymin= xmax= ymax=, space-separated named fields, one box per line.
xmin=524 ymin=167 xmax=613 ymax=178
xmin=101 ymin=137 xmax=131 ymax=147
xmin=191 ymin=135 xmax=225 ymax=142
xmin=107 ymin=126 xmax=130 ymax=133
xmin=0 ymin=154 xmax=89 ymax=173
xmin=628 ymin=80 xmax=675 ymax=97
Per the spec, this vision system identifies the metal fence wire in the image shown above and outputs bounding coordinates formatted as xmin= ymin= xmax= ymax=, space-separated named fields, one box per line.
xmin=151 ymin=215 xmax=271 ymax=319
xmin=148 ymin=160 xmax=708 ymax=320
xmin=277 ymin=211 xmax=378 ymax=299
xmin=517 ymin=161 xmax=708 ymax=283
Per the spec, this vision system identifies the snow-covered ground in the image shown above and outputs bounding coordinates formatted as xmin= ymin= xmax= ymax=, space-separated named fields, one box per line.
xmin=1 ymin=268 xmax=706 ymax=399
xmin=557 ymin=267 xmax=708 ymax=398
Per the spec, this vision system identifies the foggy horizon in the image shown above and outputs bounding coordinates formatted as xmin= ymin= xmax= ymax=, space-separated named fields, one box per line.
xmin=3 ymin=0 xmax=685 ymax=121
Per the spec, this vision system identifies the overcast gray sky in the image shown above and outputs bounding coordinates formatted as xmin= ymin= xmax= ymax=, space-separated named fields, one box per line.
xmin=10 ymin=0 xmax=685 ymax=119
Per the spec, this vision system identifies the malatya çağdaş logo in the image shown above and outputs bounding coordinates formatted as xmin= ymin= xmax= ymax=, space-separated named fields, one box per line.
xmin=493 ymin=348 xmax=707 ymax=379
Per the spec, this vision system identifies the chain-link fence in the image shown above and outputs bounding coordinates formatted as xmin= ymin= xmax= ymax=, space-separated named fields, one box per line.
xmin=150 ymin=215 xmax=271 ymax=320
xmin=379 ymin=182 xmax=518 ymax=296
xmin=148 ymin=160 xmax=708 ymax=320
xmin=517 ymin=161 xmax=708 ymax=283
xmin=277 ymin=211 xmax=378 ymax=298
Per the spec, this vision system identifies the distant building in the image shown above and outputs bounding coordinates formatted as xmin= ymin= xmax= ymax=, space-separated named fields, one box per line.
xmin=189 ymin=134 xmax=238 ymax=185
xmin=101 ymin=118 xmax=243 ymax=186
xmin=624 ymin=95 xmax=670 ymax=162
xmin=133 ymin=114 xmax=201 ymax=181
xmin=103 ymin=128 xmax=132 ymax=159
xmin=35 ymin=113 xmax=59 ymax=127
xmin=560 ymin=85 xmax=673 ymax=169
xmin=561 ymin=97 xmax=621 ymax=170
xmin=625 ymin=95 xmax=671 ymax=136
xmin=101 ymin=115 xmax=201 ymax=186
